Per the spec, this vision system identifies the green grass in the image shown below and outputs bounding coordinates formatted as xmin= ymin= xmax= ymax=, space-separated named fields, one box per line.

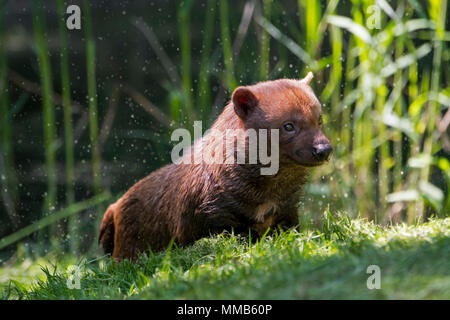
xmin=1 ymin=212 xmax=449 ymax=300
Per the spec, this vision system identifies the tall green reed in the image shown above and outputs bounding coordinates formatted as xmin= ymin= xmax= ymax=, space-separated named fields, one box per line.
xmin=198 ymin=0 xmax=216 ymax=122
xmin=32 ymin=1 xmax=57 ymax=216
xmin=327 ymin=0 xmax=447 ymax=221
xmin=83 ymin=0 xmax=101 ymax=196
xmin=31 ymin=1 xmax=59 ymax=250
xmin=57 ymin=0 xmax=77 ymax=253
xmin=178 ymin=0 xmax=196 ymax=125
xmin=259 ymin=0 xmax=271 ymax=80
xmin=0 ymin=0 xmax=19 ymax=228
xmin=419 ymin=0 xmax=448 ymax=217
xmin=298 ymin=0 xmax=322 ymax=57
xmin=219 ymin=0 xmax=237 ymax=90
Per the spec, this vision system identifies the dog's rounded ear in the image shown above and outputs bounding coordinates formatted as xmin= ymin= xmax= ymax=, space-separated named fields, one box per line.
xmin=300 ymin=72 xmax=314 ymax=85
xmin=232 ymin=87 xmax=258 ymax=119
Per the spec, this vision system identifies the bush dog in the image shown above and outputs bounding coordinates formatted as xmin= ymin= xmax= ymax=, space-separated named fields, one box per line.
xmin=99 ymin=72 xmax=332 ymax=260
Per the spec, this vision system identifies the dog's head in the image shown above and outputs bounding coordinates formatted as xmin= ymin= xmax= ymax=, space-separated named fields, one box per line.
xmin=231 ymin=72 xmax=332 ymax=167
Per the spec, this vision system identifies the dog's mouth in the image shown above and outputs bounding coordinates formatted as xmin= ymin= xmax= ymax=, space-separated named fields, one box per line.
xmin=292 ymin=150 xmax=330 ymax=167
xmin=284 ymin=155 xmax=327 ymax=167
xmin=298 ymin=161 xmax=327 ymax=167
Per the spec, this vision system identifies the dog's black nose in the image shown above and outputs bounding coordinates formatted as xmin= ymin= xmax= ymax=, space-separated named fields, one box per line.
xmin=312 ymin=144 xmax=333 ymax=161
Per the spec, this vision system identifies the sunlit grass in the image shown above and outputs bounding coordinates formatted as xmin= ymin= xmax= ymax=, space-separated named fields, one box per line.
xmin=0 ymin=0 xmax=449 ymax=278
xmin=1 ymin=213 xmax=448 ymax=299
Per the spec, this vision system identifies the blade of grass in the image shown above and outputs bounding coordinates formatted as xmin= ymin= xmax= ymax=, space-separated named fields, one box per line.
xmin=0 ymin=192 xmax=111 ymax=251
xmin=232 ymin=0 xmax=255 ymax=59
xmin=326 ymin=15 xmax=373 ymax=45
xmin=393 ymin=31 xmax=405 ymax=196
xmin=254 ymin=15 xmax=318 ymax=70
xmin=131 ymin=17 xmax=182 ymax=89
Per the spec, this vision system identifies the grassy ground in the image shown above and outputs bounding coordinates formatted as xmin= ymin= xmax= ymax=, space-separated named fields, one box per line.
xmin=1 ymin=212 xmax=449 ymax=300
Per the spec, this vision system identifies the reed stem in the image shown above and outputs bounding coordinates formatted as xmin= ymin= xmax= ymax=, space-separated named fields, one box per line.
xmin=32 ymin=0 xmax=57 ymax=215
xmin=83 ymin=0 xmax=101 ymax=196
xmin=219 ymin=0 xmax=236 ymax=90
xmin=198 ymin=0 xmax=216 ymax=122
xmin=178 ymin=0 xmax=196 ymax=125
xmin=57 ymin=0 xmax=77 ymax=253
xmin=0 ymin=0 xmax=19 ymax=228
xmin=259 ymin=0 xmax=271 ymax=80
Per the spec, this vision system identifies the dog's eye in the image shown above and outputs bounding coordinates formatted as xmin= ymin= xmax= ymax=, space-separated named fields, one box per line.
xmin=283 ymin=122 xmax=295 ymax=132
xmin=318 ymin=116 xmax=323 ymax=126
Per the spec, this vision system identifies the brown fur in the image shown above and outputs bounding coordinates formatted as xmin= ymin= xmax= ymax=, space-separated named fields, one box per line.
xmin=99 ymin=75 xmax=331 ymax=260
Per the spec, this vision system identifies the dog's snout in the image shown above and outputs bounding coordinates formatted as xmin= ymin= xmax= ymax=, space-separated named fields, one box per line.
xmin=312 ymin=144 xmax=333 ymax=161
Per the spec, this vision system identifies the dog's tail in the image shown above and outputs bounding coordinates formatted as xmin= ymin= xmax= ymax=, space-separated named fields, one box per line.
xmin=99 ymin=203 xmax=116 ymax=255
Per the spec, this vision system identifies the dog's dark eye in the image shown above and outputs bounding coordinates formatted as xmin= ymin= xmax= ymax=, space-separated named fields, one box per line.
xmin=283 ymin=122 xmax=295 ymax=132
xmin=318 ymin=116 xmax=323 ymax=126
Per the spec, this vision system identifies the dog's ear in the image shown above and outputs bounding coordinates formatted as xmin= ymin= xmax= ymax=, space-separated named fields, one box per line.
xmin=232 ymin=87 xmax=258 ymax=119
xmin=300 ymin=72 xmax=314 ymax=85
